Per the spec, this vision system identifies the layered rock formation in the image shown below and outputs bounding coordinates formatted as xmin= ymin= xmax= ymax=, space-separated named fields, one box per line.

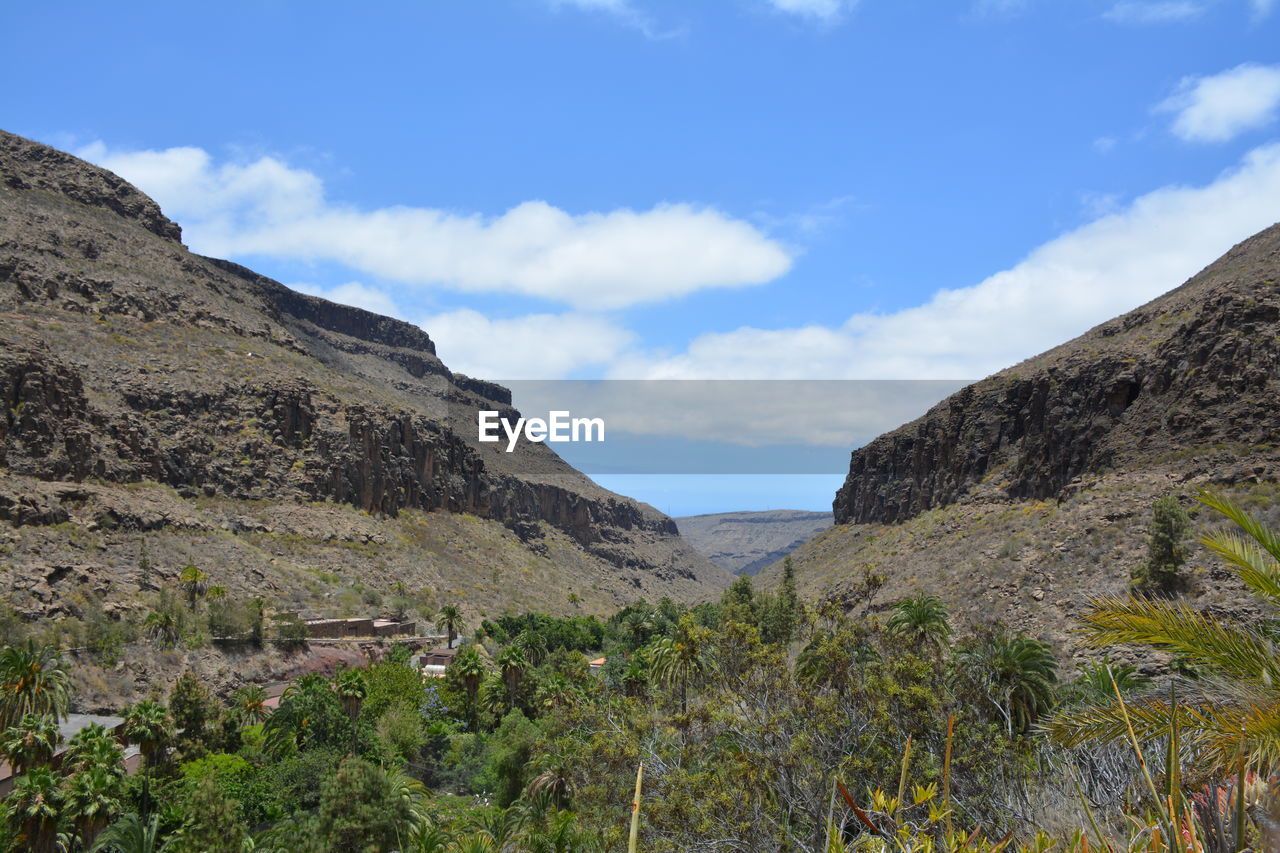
xmin=0 ymin=130 xmax=730 ymax=625
xmin=676 ymin=510 xmax=831 ymax=575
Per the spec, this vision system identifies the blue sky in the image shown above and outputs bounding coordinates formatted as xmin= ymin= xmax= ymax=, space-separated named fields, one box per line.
xmin=5 ymin=0 xmax=1280 ymax=514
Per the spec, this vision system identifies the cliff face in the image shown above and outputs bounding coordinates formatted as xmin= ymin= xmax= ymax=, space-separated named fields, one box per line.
xmin=759 ymin=224 xmax=1280 ymax=668
xmin=0 ymin=130 xmax=729 ymax=623
xmin=835 ymin=224 xmax=1280 ymax=525
xmin=676 ymin=510 xmax=832 ymax=575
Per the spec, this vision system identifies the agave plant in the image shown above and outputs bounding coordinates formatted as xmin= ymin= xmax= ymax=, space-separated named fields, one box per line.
xmin=1048 ymin=491 xmax=1280 ymax=774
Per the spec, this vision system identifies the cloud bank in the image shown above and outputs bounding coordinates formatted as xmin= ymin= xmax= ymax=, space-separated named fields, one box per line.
xmin=612 ymin=143 xmax=1280 ymax=379
xmin=1159 ymin=63 xmax=1280 ymax=142
xmin=77 ymin=142 xmax=792 ymax=311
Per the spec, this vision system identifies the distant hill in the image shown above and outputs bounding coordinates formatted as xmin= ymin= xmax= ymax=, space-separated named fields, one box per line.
xmin=676 ymin=510 xmax=833 ymax=575
xmin=760 ymin=222 xmax=1280 ymax=667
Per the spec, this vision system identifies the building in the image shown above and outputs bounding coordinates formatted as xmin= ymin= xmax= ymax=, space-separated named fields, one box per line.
xmin=0 ymin=714 xmax=142 ymax=797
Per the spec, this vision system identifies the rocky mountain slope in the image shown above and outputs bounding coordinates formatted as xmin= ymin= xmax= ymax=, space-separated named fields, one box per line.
xmin=760 ymin=223 xmax=1280 ymax=668
xmin=0 ymin=130 xmax=731 ymax=630
xmin=676 ymin=510 xmax=831 ymax=575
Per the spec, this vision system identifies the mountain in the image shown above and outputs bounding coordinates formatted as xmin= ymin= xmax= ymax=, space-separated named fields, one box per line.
xmin=676 ymin=510 xmax=832 ymax=575
xmin=760 ymin=223 xmax=1280 ymax=667
xmin=0 ymin=130 xmax=731 ymax=632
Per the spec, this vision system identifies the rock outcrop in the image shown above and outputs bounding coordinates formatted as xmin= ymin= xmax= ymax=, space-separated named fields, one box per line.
xmin=0 ymin=130 xmax=729 ymax=623
xmin=835 ymin=224 xmax=1280 ymax=525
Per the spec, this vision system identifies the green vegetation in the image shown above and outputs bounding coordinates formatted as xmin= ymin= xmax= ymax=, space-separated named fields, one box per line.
xmin=1132 ymin=494 xmax=1192 ymax=593
xmin=0 ymin=492 xmax=1277 ymax=849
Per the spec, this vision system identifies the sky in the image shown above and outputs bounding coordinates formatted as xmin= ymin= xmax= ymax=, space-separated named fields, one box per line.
xmin=4 ymin=0 xmax=1280 ymax=514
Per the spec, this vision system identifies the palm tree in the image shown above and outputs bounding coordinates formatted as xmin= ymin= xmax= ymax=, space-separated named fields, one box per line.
xmin=333 ymin=668 xmax=367 ymax=752
xmin=450 ymin=647 xmax=487 ymax=728
xmin=62 ymin=765 xmax=122 ymax=849
xmin=229 ymin=685 xmax=268 ymax=727
xmin=435 ymin=605 xmax=463 ymax=649
xmin=528 ymin=754 xmax=574 ymax=810
xmin=497 ymin=645 xmax=528 ymax=707
xmin=143 ymin=608 xmax=181 ymax=648
xmin=953 ymin=629 xmax=1058 ymax=735
xmin=179 ymin=564 xmax=208 ymax=612
xmin=0 ymin=712 xmax=63 ymax=773
xmin=885 ymin=595 xmax=952 ymax=654
xmin=123 ymin=700 xmax=173 ymax=821
xmin=65 ymin=723 xmax=126 ymax=778
xmin=0 ymin=641 xmax=71 ymax=729
xmin=1048 ymin=491 xmax=1280 ymax=772
xmin=91 ymin=812 xmax=164 ymax=853
xmin=647 ymin=614 xmax=710 ymax=714
xmin=7 ymin=766 xmax=60 ymax=853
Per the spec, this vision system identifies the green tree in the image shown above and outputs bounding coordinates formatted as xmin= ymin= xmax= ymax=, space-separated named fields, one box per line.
xmin=885 ymin=594 xmax=952 ymax=654
xmin=64 ymin=722 xmax=126 ymax=778
xmin=179 ymin=565 xmax=208 ymax=612
xmin=166 ymin=775 xmax=249 ymax=853
xmin=497 ymin=645 xmax=529 ymax=710
xmin=0 ymin=641 xmax=71 ymax=729
xmin=229 ymin=685 xmax=268 ymax=727
xmin=435 ymin=605 xmax=463 ymax=649
xmin=169 ymin=671 xmax=215 ymax=748
xmin=7 ymin=766 xmax=61 ymax=853
xmin=449 ymin=647 xmax=488 ymax=728
xmin=1049 ymin=491 xmax=1280 ymax=772
xmin=123 ymin=699 xmax=173 ymax=820
xmin=333 ymin=668 xmax=368 ymax=753
xmin=953 ymin=628 xmax=1058 ymax=735
xmin=647 ymin=613 xmax=710 ymax=714
xmin=1133 ymin=494 xmax=1192 ymax=593
xmin=91 ymin=812 xmax=164 ymax=853
xmin=61 ymin=765 xmax=122 ymax=849
xmin=0 ymin=712 xmax=62 ymax=774
xmin=315 ymin=757 xmax=416 ymax=853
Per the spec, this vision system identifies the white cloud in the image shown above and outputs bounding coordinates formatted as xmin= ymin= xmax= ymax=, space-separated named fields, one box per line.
xmin=290 ymin=281 xmax=401 ymax=318
xmin=418 ymin=309 xmax=636 ymax=379
xmin=1103 ymin=1 xmax=1205 ymax=23
xmin=77 ymin=143 xmax=792 ymax=311
xmin=612 ymin=143 xmax=1280 ymax=379
xmin=765 ymin=0 xmax=850 ymax=21
xmin=1158 ymin=63 xmax=1280 ymax=142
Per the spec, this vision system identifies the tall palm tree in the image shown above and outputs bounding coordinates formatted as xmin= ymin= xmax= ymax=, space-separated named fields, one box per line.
xmin=123 ymin=700 xmax=173 ymax=821
xmin=62 ymin=765 xmax=122 ymax=849
xmin=91 ymin=812 xmax=164 ymax=853
xmin=435 ymin=605 xmax=463 ymax=649
xmin=179 ymin=564 xmax=208 ymax=612
xmin=953 ymin=629 xmax=1058 ymax=735
xmin=1048 ymin=491 xmax=1280 ymax=772
xmin=885 ymin=595 xmax=952 ymax=654
xmin=333 ymin=668 xmax=367 ymax=753
xmin=0 ymin=641 xmax=71 ymax=729
xmin=229 ymin=685 xmax=268 ymax=727
xmin=65 ymin=723 xmax=126 ymax=778
xmin=0 ymin=712 xmax=63 ymax=773
xmin=497 ymin=645 xmax=528 ymax=707
xmin=7 ymin=766 xmax=61 ymax=853
xmin=647 ymin=614 xmax=710 ymax=714
xmin=450 ymin=647 xmax=487 ymax=728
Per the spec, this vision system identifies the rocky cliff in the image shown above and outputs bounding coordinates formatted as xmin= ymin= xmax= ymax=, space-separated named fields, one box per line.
xmin=762 ymin=223 xmax=1280 ymax=668
xmin=0 ymin=130 xmax=730 ymax=627
xmin=834 ymin=224 xmax=1280 ymax=525
xmin=676 ymin=510 xmax=832 ymax=575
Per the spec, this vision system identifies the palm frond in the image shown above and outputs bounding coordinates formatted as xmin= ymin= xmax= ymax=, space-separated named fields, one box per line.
xmin=1200 ymin=528 xmax=1280 ymax=607
xmin=1079 ymin=596 xmax=1279 ymax=684
xmin=1198 ymin=490 xmax=1280 ymax=564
